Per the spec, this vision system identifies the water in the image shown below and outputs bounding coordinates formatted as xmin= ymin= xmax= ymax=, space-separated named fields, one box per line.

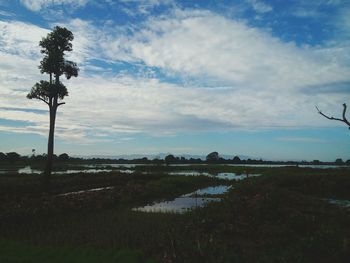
xmin=226 ymin=164 xmax=349 ymax=169
xmin=133 ymin=197 xmax=220 ymax=213
xmin=17 ymin=166 xmax=41 ymax=174
xmin=2 ymin=162 xmax=348 ymax=175
xmin=133 ymin=185 xmax=230 ymax=213
xmin=325 ymin=198 xmax=350 ymax=209
xmin=4 ymin=166 xmax=115 ymax=175
xmin=168 ymin=171 xmax=212 ymax=177
xmin=216 ymin=172 xmax=261 ymax=180
xmin=53 ymin=169 xmax=113 ymax=174
xmin=183 ymin=185 xmax=232 ymax=197
xmin=58 ymin=186 xmax=114 ymax=196
xmin=169 ymin=171 xmax=261 ymax=181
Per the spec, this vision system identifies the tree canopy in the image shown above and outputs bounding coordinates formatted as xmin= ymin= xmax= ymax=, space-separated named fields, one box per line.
xmin=27 ymin=26 xmax=78 ymax=106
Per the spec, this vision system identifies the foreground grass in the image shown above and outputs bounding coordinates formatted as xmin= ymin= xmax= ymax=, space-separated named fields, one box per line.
xmin=0 ymin=240 xmax=155 ymax=263
xmin=0 ymin=166 xmax=349 ymax=262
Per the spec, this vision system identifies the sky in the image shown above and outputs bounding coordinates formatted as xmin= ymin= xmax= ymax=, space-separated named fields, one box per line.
xmin=0 ymin=0 xmax=349 ymax=161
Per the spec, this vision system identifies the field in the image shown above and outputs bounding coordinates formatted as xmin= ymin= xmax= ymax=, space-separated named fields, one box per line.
xmin=0 ymin=164 xmax=350 ymax=262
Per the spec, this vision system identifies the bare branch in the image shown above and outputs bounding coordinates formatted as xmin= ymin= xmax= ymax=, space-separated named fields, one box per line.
xmin=37 ymin=97 xmax=50 ymax=106
xmin=57 ymin=102 xmax=65 ymax=107
xmin=316 ymin=103 xmax=350 ymax=129
xmin=342 ymin=103 xmax=350 ymax=127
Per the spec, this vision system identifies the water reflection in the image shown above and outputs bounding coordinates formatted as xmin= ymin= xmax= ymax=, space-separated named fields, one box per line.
xmin=169 ymin=171 xmax=261 ymax=181
xmin=53 ymin=169 xmax=113 ymax=175
xmin=325 ymin=198 xmax=350 ymax=209
xmin=18 ymin=166 xmax=41 ymax=174
xmin=183 ymin=185 xmax=232 ymax=197
xmin=133 ymin=185 xmax=230 ymax=213
xmin=133 ymin=197 xmax=220 ymax=213
xmin=216 ymin=172 xmax=261 ymax=180
xmin=58 ymin=186 xmax=114 ymax=196
xmin=169 ymin=171 xmax=212 ymax=177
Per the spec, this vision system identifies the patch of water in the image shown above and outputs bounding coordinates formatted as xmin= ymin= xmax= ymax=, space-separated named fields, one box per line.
xmin=183 ymin=185 xmax=232 ymax=197
xmin=216 ymin=172 xmax=261 ymax=180
xmin=18 ymin=166 xmax=42 ymax=174
xmin=53 ymin=169 xmax=113 ymax=174
xmin=169 ymin=171 xmax=261 ymax=181
xmin=168 ymin=171 xmax=212 ymax=177
xmin=325 ymin=198 xmax=350 ymax=209
xmin=8 ymin=166 xmax=116 ymax=175
xmin=118 ymin=169 xmax=134 ymax=174
xmin=133 ymin=185 xmax=230 ymax=214
xmin=132 ymin=197 xmax=220 ymax=214
xmin=58 ymin=186 xmax=115 ymax=196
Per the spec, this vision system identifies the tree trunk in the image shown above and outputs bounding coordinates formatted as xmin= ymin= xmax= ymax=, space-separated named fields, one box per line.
xmin=43 ymin=98 xmax=57 ymax=191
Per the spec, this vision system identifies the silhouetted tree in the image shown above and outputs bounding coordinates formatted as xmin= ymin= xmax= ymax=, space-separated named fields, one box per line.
xmin=165 ymin=154 xmax=176 ymax=165
xmin=335 ymin=158 xmax=344 ymax=165
xmin=316 ymin=103 xmax=350 ymax=129
xmin=0 ymin=152 xmax=7 ymax=162
xmin=206 ymin=152 xmax=219 ymax=162
xmin=232 ymin=156 xmax=241 ymax=163
xmin=6 ymin=152 xmax=20 ymax=163
xmin=27 ymin=26 xmax=78 ymax=189
xmin=58 ymin=153 xmax=69 ymax=162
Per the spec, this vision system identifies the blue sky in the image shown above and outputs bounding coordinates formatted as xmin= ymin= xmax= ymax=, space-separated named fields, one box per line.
xmin=0 ymin=0 xmax=349 ymax=161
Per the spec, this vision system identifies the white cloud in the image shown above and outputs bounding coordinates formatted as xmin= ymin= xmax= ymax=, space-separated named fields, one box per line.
xmin=111 ymin=10 xmax=349 ymax=91
xmin=20 ymin=0 xmax=88 ymax=12
xmin=0 ymin=20 xmax=49 ymax=58
xmin=0 ymin=11 xmax=350 ymax=144
xmin=276 ymin=137 xmax=328 ymax=143
xmin=118 ymin=0 xmax=175 ymax=16
xmin=246 ymin=0 xmax=273 ymax=13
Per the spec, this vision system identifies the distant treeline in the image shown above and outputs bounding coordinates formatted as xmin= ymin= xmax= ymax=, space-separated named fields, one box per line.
xmin=0 ymin=151 xmax=349 ymax=166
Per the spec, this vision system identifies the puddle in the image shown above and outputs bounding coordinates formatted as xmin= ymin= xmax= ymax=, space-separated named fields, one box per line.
xmin=118 ymin=169 xmax=134 ymax=174
xmin=183 ymin=185 xmax=232 ymax=197
xmin=216 ymin=172 xmax=261 ymax=180
xmin=325 ymin=198 xmax=350 ymax=209
xmin=133 ymin=185 xmax=230 ymax=214
xmin=132 ymin=197 xmax=220 ymax=214
xmin=8 ymin=166 xmax=115 ymax=175
xmin=53 ymin=169 xmax=113 ymax=175
xmin=58 ymin=186 xmax=114 ymax=196
xmin=168 ymin=171 xmax=212 ymax=177
xmin=18 ymin=166 xmax=42 ymax=174
xmin=169 ymin=171 xmax=261 ymax=181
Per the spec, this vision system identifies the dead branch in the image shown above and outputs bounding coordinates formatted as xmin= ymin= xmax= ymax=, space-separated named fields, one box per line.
xmin=316 ymin=103 xmax=350 ymax=129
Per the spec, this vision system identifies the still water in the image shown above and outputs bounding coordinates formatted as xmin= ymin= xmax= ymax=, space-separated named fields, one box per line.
xmin=133 ymin=185 xmax=231 ymax=213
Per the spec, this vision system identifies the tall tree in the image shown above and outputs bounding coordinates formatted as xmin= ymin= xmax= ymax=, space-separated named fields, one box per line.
xmin=316 ymin=103 xmax=350 ymax=129
xmin=27 ymin=27 xmax=78 ymax=188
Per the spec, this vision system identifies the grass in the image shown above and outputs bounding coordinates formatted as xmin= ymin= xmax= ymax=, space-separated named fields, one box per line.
xmin=0 ymin=165 xmax=349 ymax=262
xmin=0 ymin=240 xmax=155 ymax=263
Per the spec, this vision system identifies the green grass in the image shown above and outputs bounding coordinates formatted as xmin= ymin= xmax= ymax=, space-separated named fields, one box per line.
xmin=0 ymin=166 xmax=350 ymax=262
xmin=0 ymin=240 xmax=155 ymax=263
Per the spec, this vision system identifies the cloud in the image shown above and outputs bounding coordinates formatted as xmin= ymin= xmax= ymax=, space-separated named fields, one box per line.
xmin=246 ymin=0 xmax=272 ymax=13
xmin=276 ymin=137 xmax=328 ymax=143
xmin=0 ymin=20 xmax=49 ymax=58
xmin=20 ymin=0 xmax=88 ymax=12
xmin=118 ymin=0 xmax=175 ymax=16
xmin=0 ymin=10 xmax=15 ymax=17
xmin=0 ymin=10 xmax=350 ymax=144
xmin=105 ymin=9 xmax=349 ymax=91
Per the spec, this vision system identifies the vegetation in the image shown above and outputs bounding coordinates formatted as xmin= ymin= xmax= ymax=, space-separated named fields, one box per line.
xmin=27 ymin=26 xmax=79 ymax=189
xmin=3 ymin=25 xmax=349 ymax=263
xmin=0 ymin=166 xmax=349 ymax=262
xmin=1 ymin=151 xmax=349 ymax=166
